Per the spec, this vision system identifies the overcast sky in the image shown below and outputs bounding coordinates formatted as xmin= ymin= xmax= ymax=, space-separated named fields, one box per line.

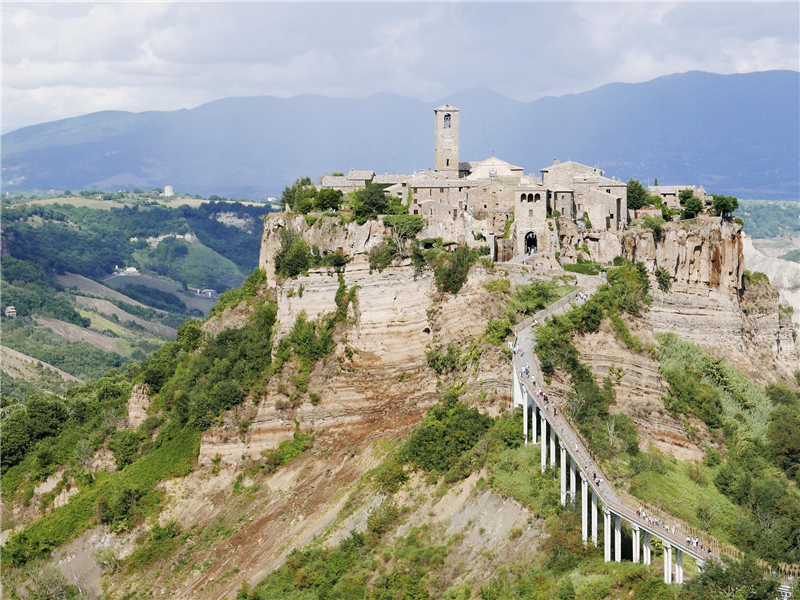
xmin=2 ymin=1 xmax=799 ymax=132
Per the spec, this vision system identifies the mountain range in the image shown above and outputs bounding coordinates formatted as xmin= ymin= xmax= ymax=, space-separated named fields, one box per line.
xmin=2 ymin=70 xmax=798 ymax=200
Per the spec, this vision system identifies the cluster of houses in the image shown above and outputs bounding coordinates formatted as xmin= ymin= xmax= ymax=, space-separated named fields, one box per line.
xmin=319 ymin=105 xmax=706 ymax=261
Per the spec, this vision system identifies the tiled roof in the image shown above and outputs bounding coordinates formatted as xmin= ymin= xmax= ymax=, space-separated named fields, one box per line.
xmin=373 ymin=174 xmax=409 ymax=184
xmin=347 ymin=169 xmax=374 ymax=180
xmin=321 ymin=176 xmax=350 ymax=187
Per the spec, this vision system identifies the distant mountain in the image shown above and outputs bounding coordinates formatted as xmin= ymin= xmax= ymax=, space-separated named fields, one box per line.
xmin=3 ymin=70 xmax=798 ymax=199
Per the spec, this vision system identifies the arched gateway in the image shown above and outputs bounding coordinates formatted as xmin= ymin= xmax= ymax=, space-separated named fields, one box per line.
xmin=525 ymin=231 xmax=538 ymax=254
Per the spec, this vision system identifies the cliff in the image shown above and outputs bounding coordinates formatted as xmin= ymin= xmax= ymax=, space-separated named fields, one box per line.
xmin=199 ymin=256 xmax=510 ymax=466
xmin=622 ymin=219 xmax=797 ymax=382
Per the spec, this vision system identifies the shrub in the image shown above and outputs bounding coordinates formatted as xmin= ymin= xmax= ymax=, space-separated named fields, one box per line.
xmin=563 ymin=261 xmax=600 ymax=275
xmin=261 ymin=422 xmax=314 ymax=473
xmin=426 ymin=345 xmax=460 ymax=375
xmin=654 ymin=266 xmax=672 ymax=292
xmin=383 ymin=214 xmax=424 ymax=240
xmin=401 ymin=390 xmax=491 ymax=476
xmin=432 ymin=246 xmax=479 ymax=294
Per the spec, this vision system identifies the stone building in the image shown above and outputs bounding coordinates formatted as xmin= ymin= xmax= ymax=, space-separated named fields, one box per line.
xmin=315 ymin=104 xmax=689 ymax=263
xmin=320 ymin=168 xmax=376 ymax=194
xmin=649 ymin=184 xmax=710 ymax=209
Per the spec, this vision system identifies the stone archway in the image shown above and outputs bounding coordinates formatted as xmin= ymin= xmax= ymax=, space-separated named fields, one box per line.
xmin=525 ymin=231 xmax=538 ymax=254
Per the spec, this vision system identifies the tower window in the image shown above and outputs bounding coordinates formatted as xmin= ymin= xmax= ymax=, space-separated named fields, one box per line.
xmin=446 ymin=159 xmax=449 ymax=166
xmin=444 ymin=113 xmax=451 ymax=128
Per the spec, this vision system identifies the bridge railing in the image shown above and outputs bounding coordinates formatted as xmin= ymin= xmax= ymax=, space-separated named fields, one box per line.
xmin=510 ymin=287 xmax=797 ymax=589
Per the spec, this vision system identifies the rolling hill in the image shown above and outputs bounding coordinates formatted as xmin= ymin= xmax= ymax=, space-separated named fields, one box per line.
xmin=2 ymin=70 xmax=798 ymax=200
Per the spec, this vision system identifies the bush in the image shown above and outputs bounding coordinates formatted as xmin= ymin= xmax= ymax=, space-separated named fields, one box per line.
xmin=563 ymin=261 xmax=600 ymax=275
xmin=655 ymin=266 xmax=672 ymax=292
xmin=426 ymin=345 xmax=460 ymax=375
xmin=401 ymin=390 xmax=491 ymax=476
xmin=431 ymin=246 xmax=480 ymax=294
xmin=383 ymin=214 xmax=424 ymax=240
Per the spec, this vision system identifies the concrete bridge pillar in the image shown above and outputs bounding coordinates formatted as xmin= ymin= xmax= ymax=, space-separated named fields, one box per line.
xmin=675 ymin=549 xmax=684 ymax=584
xmin=696 ymin=558 xmax=704 ymax=573
xmin=549 ymin=421 xmax=557 ymax=469
xmin=523 ymin=391 xmax=529 ymax=446
xmin=569 ymin=456 xmax=577 ymax=504
xmin=632 ymin=525 xmax=641 ymax=564
xmin=664 ymin=542 xmax=673 ymax=584
xmin=591 ymin=489 xmax=598 ymax=546
xmin=540 ymin=412 xmax=547 ymax=473
xmin=643 ymin=531 xmax=652 ymax=565
xmin=559 ymin=442 xmax=567 ymax=506
xmin=523 ymin=393 xmax=529 ymax=446
xmin=532 ymin=403 xmax=538 ymax=443
xmin=581 ymin=473 xmax=589 ymax=544
xmin=614 ymin=514 xmax=622 ymax=563
xmin=603 ymin=509 xmax=612 ymax=562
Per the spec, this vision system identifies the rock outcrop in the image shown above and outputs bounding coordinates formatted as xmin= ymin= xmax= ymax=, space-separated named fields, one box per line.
xmin=126 ymin=383 xmax=151 ymax=429
xmin=199 ymin=256 xmax=510 ymax=466
xmin=258 ymin=215 xmax=386 ymax=287
xmin=622 ymin=219 xmax=798 ymax=382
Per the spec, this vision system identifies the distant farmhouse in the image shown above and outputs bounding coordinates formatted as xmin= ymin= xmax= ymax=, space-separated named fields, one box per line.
xmin=320 ymin=104 xmax=640 ymax=260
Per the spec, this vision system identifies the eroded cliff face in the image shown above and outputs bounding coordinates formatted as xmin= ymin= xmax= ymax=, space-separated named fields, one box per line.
xmin=621 ymin=219 xmax=797 ymax=382
xmin=258 ymin=215 xmax=386 ymax=287
xmin=199 ymin=256 xmax=510 ymax=466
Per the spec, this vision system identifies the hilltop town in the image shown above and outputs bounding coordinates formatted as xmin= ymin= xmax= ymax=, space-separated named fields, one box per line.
xmin=314 ymin=104 xmax=716 ymax=265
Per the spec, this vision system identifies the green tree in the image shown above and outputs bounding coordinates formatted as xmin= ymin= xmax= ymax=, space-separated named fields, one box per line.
xmin=653 ymin=177 xmax=659 ymax=186
xmin=351 ymin=182 xmax=390 ymax=224
xmin=1 ymin=409 xmax=30 ymax=472
xmin=712 ymin=194 xmax=739 ymax=219
xmin=280 ymin=177 xmax=314 ymax=212
xmin=627 ymin=179 xmax=649 ymax=210
xmin=315 ymin=188 xmax=343 ymax=212
xmin=681 ymin=196 xmax=703 ymax=219
xmin=769 ymin=404 xmax=800 ymax=476
xmin=679 ymin=555 xmax=779 ymax=600
xmin=679 ymin=188 xmax=694 ymax=205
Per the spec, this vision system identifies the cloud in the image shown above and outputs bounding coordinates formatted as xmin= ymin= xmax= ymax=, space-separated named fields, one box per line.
xmin=2 ymin=1 xmax=798 ymax=132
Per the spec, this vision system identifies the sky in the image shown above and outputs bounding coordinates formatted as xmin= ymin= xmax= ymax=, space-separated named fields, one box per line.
xmin=2 ymin=1 xmax=799 ymax=133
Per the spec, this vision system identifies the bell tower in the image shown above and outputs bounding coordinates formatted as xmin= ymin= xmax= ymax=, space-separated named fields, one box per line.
xmin=434 ymin=104 xmax=459 ymax=179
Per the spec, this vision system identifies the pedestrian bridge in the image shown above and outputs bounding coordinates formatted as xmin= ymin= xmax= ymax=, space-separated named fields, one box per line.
xmin=511 ymin=289 xmax=795 ymax=597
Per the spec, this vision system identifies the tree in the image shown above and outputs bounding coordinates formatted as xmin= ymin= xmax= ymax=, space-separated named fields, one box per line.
xmin=627 ymin=179 xmax=649 ymax=210
xmin=280 ymin=177 xmax=313 ymax=212
xmin=315 ymin=188 xmax=343 ymax=212
xmin=351 ymin=182 xmax=390 ymax=224
xmin=712 ymin=194 xmax=739 ymax=219
xmin=679 ymin=555 xmax=779 ymax=600
xmin=653 ymin=177 xmax=659 ymax=186
xmin=769 ymin=405 xmax=800 ymax=477
xmin=679 ymin=188 xmax=694 ymax=205
xmin=681 ymin=196 xmax=703 ymax=219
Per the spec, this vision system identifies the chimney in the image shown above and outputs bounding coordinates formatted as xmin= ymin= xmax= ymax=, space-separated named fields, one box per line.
xmin=554 ymin=159 xmax=560 ymax=165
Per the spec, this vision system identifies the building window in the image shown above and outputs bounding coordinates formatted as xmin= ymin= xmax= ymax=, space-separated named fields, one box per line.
xmin=446 ymin=159 xmax=450 ymax=166
xmin=413 ymin=209 xmax=419 ymax=215
xmin=413 ymin=188 xmax=418 ymax=194
xmin=529 ymin=210 xmax=533 ymax=217
xmin=492 ymin=192 xmax=497 ymax=199
xmin=534 ymin=193 xmax=541 ymax=201
xmin=440 ymin=188 xmax=444 ymax=193
xmin=444 ymin=113 xmax=451 ymax=128
xmin=484 ymin=204 xmax=488 ymax=209
xmin=606 ymin=189 xmax=611 ymax=194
